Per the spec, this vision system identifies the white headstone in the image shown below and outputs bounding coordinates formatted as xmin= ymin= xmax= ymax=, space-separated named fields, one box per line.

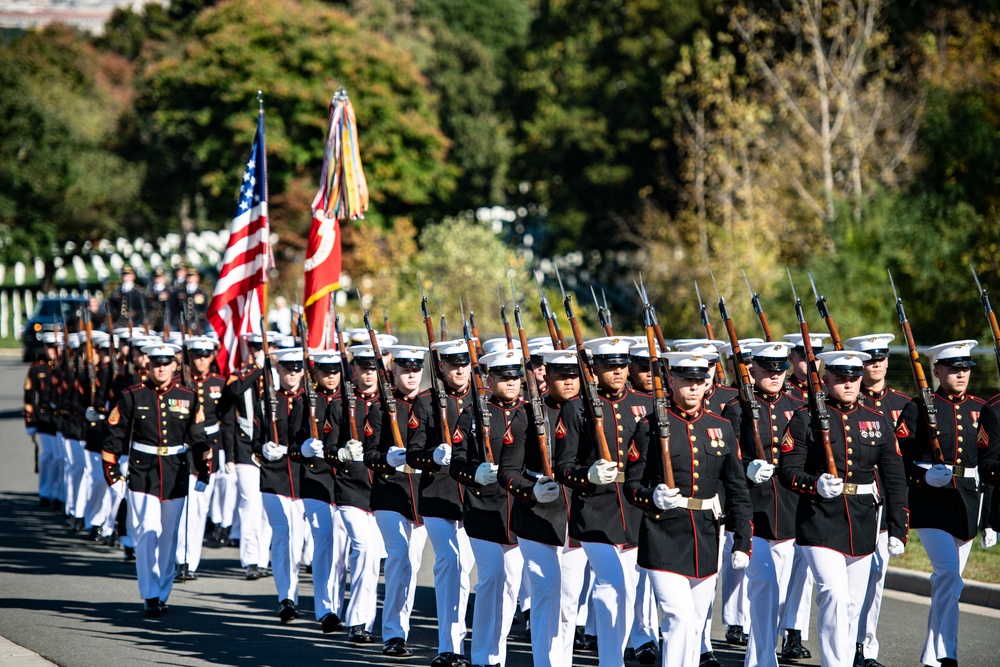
xmin=150 ymin=252 xmax=163 ymax=268
xmin=12 ymin=291 xmax=21 ymax=340
xmin=91 ymin=255 xmax=109 ymax=281
xmin=0 ymin=291 xmax=7 ymax=338
xmin=34 ymin=258 xmax=45 ymax=281
xmin=115 ymin=238 xmax=128 ymax=254
xmin=164 ymin=233 xmax=181 ymax=250
xmin=0 ymin=264 xmax=5 ymax=285
xmin=14 ymin=262 xmax=25 ymax=285
xmin=129 ymin=254 xmax=145 ymax=276
xmin=55 ymin=267 xmax=68 ymax=282
xmin=109 ymin=253 xmax=124 ymax=273
xmin=24 ymin=290 xmax=33 ymax=317
xmin=72 ymin=256 xmax=88 ymax=281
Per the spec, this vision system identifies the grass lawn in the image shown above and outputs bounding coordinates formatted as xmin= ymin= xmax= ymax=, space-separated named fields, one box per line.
xmin=893 ymin=529 xmax=1000 ymax=584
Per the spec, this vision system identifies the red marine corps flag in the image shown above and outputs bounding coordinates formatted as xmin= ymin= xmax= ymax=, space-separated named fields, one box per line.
xmin=304 ymin=87 xmax=369 ymax=348
xmin=207 ymin=95 xmax=272 ymax=372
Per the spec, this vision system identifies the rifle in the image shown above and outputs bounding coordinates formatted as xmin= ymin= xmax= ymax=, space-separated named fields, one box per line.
xmin=512 ymin=277 xmax=554 ymax=479
xmin=714 ymin=273 xmax=768 ymax=461
xmin=440 ymin=305 xmax=447 ymax=342
xmin=637 ymin=281 xmax=675 ymax=488
xmin=359 ymin=292 xmax=408 ymax=459
xmin=126 ymin=311 xmax=135 ymax=377
xmin=808 ymin=272 xmax=843 ymax=351
xmin=970 ymin=263 xmax=1000 ymax=383
xmin=462 ymin=299 xmax=493 ymax=464
xmin=742 ymin=270 xmax=773 ymax=342
xmin=635 ymin=274 xmax=670 ymax=362
xmin=602 ymin=289 xmax=614 ymax=334
xmin=557 ymin=270 xmax=614 ymax=464
xmin=499 ymin=286 xmax=515 ymax=350
xmin=105 ymin=307 xmax=119 ymax=379
xmin=83 ymin=298 xmax=96 ymax=409
xmin=258 ymin=317 xmax=281 ymax=447
xmin=179 ymin=308 xmax=193 ymax=389
xmin=468 ymin=299 xmax=484 ymax=357
xmin=333 ymin=311 xmax=359 ymax=441
xmin=382 ymin=307 xmax=392 ymax=337
xmin=298 ymin=311 xmax=320 ymax=440
xmin=695 ymin=280 xmax=728 ymax=383
xmin=418 ymin=274 xmax=452 ymax=444
xmin=535 ymin=271 xmax=567 ymax=349
xmin=889 ymin=270 xmax=945 ymax=465
xmin=788 ymin=270 xmax=838 ymax=477
xmin=592 ymin=285 xmax=614 ymax=336
xmin=163 ymin=292 xmax=172 ymax=342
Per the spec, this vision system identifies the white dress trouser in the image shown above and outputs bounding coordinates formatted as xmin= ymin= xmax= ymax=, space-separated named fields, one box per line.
xmin=236 ymin=463 xmax=271 ymax=568
xmin=520 ymin=539 xmax=588 ymax=667
xmin=175 ymin=474 xmax=214 ymax=572
xmin=102 ymin=455 xmax=129 ymax=544
xmin=210 ymin=451 xmax=238 ymax=528
xmin=469 ymin=538 xmax=523 ymax=667
xmin=64 ymin=438 xmax=87 ymax=518
xmin=745 ymin=537 xmax=796 ymax=667
xmin=630 ymin=567 xmax=659 ymax=649
xmin=917 ymin=528 xmax=973 ymax=666
xmin=857 ymin=530 xmax=889 ymax=659
xmin=128 ymin=491 xmax=184 ymax=602
xmin=37 ymin=432 xmax=62 ymax=501
xmin=375 ymin=510 xmax=427 ymax=641
xmin=648 ymin=569 xmax=719 ymax=666
xmin=339 ymin=506 xmax=382 ymax=630
xmin=304 ymin=499 xmax=339 ymax=620
xmin=82 ymin=450 xmax=108 ymax=528
xmin=425 ymin=516 xmax=474 ymax=655
xmin=780 ymin=543 xmax=814 ymax=639
xmin=800 ymin=546 xmax=872 ymax=667
xmin=581 ymin=542 xmax=638 ymax=667
xmin=721 ymin=530 xmax=749 ymax=629
xmin=262 ymin=493 xmax=307 ymax=603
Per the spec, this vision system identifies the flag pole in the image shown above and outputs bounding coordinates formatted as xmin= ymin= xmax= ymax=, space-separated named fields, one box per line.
xmin=258 ymin=89 xmax=270 ymax=335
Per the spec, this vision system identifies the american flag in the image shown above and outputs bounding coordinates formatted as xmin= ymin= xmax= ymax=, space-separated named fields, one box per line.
xmin=207 ymin=108 xmax=270 ymax=373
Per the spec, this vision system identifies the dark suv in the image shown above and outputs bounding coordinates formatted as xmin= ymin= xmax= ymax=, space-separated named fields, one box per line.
xmin=20 ymin=297 xmax=88 ymax=362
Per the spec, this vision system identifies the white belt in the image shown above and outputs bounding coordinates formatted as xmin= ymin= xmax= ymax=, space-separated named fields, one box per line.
xmin=915 ymin=461 xmax=979 ymax=480
xmin=132 ymin=442 xmax=188 ymax=456
xmin=843 ymin=482 xmax=878 ymax=496
xmin=676 ymin=494 xmax=722 ymax=517
xmin=204 ymin=423 xmax=220 ymax=435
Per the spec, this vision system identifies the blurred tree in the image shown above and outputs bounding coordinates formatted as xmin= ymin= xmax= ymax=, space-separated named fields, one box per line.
xmin=0 ymin=26 xmax=142 ymax=264
xmin=126 ymin=0 xmax=455 ymax=236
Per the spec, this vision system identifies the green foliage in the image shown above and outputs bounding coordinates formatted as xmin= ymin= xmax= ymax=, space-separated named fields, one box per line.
xmin=129 ymin=0 xmax=456 ymax=232
xmin=0 ymin=26 xmax=143 ymax=264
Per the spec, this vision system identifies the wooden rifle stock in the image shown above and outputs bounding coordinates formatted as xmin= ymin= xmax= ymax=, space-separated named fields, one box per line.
xmin=463 ymin=315 xmax=494 ymax=464
xmin=562 ymin=293 xmax=614 ymax=463
xmin=513 ymin=281 xmax=553 ymax=479
xmin=298 ymin=313 xmax=320 ymax=440
xmin=363 ymin=307 xmax=406 ymax=452
xmin=790 ymin=286 xmax=838 ymax=477
xmin=971 ymin=263 xmax=1000 ymax=384
xmin=419 ymin=280 xmax=452 ymax=444
xmin=716 ymin=289 xmax=768 ymax=461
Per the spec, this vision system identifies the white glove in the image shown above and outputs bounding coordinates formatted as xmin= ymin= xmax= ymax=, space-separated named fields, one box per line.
xmin=474 ymin=462 xmax=499 ymax=485
xmin=533 ymin=477 xmax=561 ymax=503
xmin=746 ymin=459 xmax=775 ymax=484
xmin=888 ymin=536 xmax=905 ymax=557
xmin=300 ymin=438 xmax=324 ymax=459
xmin=338 ymin=439 xmax=365 ymax=462
xmin=261 ymin=441 xmax=287 ymax=462
xmin=981 ymin=528 xmax=997 ymax=549
xmin=194 ymin=480 xmax=208 ymax=493
xmin=924 ymin=463 xmax=953 ymax=488
xmin=652 ymin=484 xmax=684 ymax=510
xmin=224 ymin=461 xmax=236 ymax=475
xmin=111 ymin=479 xmax=126 ymax=500
xmin=587 ymin=459 xmax=619 ymax=485
xmin=386 ymin=446 xmax=408 ymax=468
xmin=433 ymin=443 xmax=452 ymax=466
xmin=732 ymin=551 xmax=750 ymax=570
xmin=85 ymin=407 xmax=100 ymax=422
xmin=26 ymin=427 xmax=37 ymax=437
xmin=817 ymin=473 xmax=844 ymax=499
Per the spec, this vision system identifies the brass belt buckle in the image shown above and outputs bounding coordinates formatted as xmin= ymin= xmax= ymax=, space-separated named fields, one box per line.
xmin=953 ymin=465 xmax=966 ymax=478
xmin=844 ymin=483 xmax=858 ymax=495
xmin=688 ymin=498 xmax=704 ymax=511
xmin=158 ymin=446 xmax=168 ymax=456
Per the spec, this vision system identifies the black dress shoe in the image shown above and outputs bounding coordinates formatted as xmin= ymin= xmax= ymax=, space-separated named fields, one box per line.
xmin=143 ymin=598 xmax=162 ymax=616
xmin=430 ymin=653 xmax=469 ymax=666
xmin=123 ymin=546 xmax=136 ymax=562
xmin=574 ymin=626 xmax=586 ymax=650
xmin=382 ymin=637 xmax=413 ymax=657
xmin=939 ymin=659 xmax=958 ymax=667
xmin=726 ymin=624 xmax=749 ymax=646
xmin=321 ymin=612 xmax=343 ymax=633
xmin=245 ymin=565 xmax=262 ymax=580
xmin=863 ymin=659 xmax=887 ymax=667
xmin=278 ymin=599 xmax=298 ymax=623
xmin=780 ymin=629 xmax=811 ymax=661
xmin=105 ymin=531 xmax=120 ymax=548
xmin=524 ymin=609 xmax=530 ymax=638
xmin=73 ymin=517 xmax=86 ymax=532
xmin=853 ymin=643 xmax=865 ymax=667
xmin=40 ymin=498 xmax=51 ymax=509
xmin=88 ymin=526 xmax=102 ymax=543
xmin=158 ymin=600 xmax=169 ymax=614
xmin=175 ymin=564 xmax=197 ymax=582
xmin=635 ymin=641 xmax=658 ymax=666
xmin=699 ymin=651 xmax=721 ymax=667
xmin=53 ymin=499 xmax=64 ymax=511
xmin=625 ymin=647 xmax=636 ymax=662
xmin=348 ymin=625 xmax=375 ymax=643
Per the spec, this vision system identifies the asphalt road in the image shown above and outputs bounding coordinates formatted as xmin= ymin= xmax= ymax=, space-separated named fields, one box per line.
xmin=0 ymin=356 xmax=996 ymax=666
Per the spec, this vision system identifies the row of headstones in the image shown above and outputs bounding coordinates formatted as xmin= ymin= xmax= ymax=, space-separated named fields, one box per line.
xmin=0 ymin=289 xmax=37 ymax=340
xmin=2 ymin=229 xmax=231 ymax=288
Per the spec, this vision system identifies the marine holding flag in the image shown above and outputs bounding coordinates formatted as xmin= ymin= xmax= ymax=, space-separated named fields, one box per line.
xmin=207 ymin=99 xmax=271 ymax=373
xmin=304 ymin=88 xmax=369 ymax=347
